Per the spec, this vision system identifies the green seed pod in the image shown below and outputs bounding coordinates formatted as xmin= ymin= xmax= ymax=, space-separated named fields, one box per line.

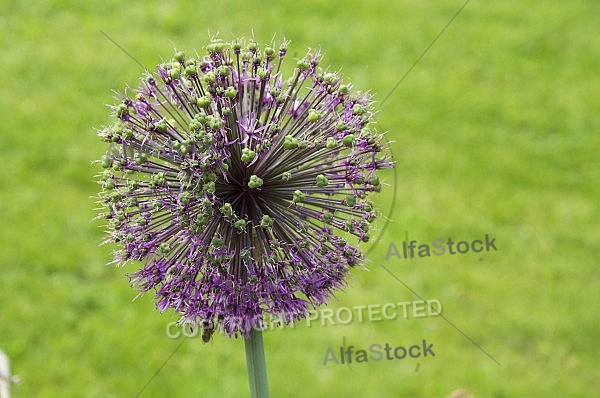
xmin=248 ymin=175 xmax=264 ymax=189
xmin=217 ymin=65 xmax=230 ymax=77
xmin=241 ymin=148 xmax=256 ymax=163
xmin=115 ymin=103 xmax=128 ymax=118
xmin=344 ymin=195 xmax=356 ymax=207
xmin=293 ymin=190 xmax=305 ymax=204
xmin=225 ymin=87 xmax=237 ymax=99
xmin=326 ymin=137 xmax=337 ymax=149
xmin=156 ymin=121 xmax=168 ymax=134
xmin=168 ymin=67 xmax=181 ymax=79
xmin=204 ymin=181 xmax=215 ymax=194
xmin=336 ymin=121 xmax=348 ymax=131
xmin=260 ymin=215 xmax=274 ymax=228
xmin=353 ymin=104 xmax=365 ymax=115
xmin=345 ymin=220 xmax=354 ymax=232
xmin=257 ymin=67 xmax=269 ymax=80
xmin=202 ymin=71 xmax=216 ymax=84
xmin=308 ymin=109 xmax=322 ymax=122
xmin=101 ymin=156 xmax=112 ymax=169
xmin=283 ymin=135 xmax=299 ymax=149
xmin=197 ymin=96 xmax=211 ymax=108
xmin=297 ymin=59 xmax=309 ymax=71
xmin=220 ymin=203 xmax=233 ymax=217
xmin=343 ymin=134 xmax=355 ymax=147
xmin=234 ymin=219 xmax=247 ymax=232
xmin=179 ymin=191 xmax=191 ymax=205
xmin=316 ymin=174 xmax=329 ymax=188
xmin=160 ymin=243 xmax=171 ymax=254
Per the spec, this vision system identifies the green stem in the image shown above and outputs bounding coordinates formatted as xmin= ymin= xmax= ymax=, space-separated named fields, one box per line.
xmin=244 ymin=328 xmax=270 ymax=398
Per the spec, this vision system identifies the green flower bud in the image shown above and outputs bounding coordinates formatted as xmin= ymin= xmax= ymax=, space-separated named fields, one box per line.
xmin=282 ymin=172 xmax=291 ymax=182
xmin=126 ymin=197 xmax=138 ymax=207
xmin=195 ymin=214 xmax=208 ymax=225
xmin=155 ymin=172 xmax=166 ymax=185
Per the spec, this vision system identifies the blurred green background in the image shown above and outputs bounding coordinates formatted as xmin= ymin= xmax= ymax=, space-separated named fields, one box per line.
xmin=1 ymin=0 xmax=598 ymax=396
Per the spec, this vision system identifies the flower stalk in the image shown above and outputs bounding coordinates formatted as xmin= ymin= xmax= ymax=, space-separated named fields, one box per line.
xmin=244 ymin=328 xmax=269 ymax=398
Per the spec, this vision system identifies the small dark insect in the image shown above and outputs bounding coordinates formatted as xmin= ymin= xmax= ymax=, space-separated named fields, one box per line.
xmin=201 ymin=320 xmax=215 ymax=343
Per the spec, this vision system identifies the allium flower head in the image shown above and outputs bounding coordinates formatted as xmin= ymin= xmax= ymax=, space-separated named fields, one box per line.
xmin=96 ymin=36 xmax=392 ymax=338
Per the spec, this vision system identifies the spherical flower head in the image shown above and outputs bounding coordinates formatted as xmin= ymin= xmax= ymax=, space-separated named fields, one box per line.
xmin=95 ymin=36 xmax=393 ymax=338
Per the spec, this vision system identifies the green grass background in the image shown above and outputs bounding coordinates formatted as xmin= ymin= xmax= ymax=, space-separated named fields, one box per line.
xmin=1 ymin=0 xmax=598 ymax=396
